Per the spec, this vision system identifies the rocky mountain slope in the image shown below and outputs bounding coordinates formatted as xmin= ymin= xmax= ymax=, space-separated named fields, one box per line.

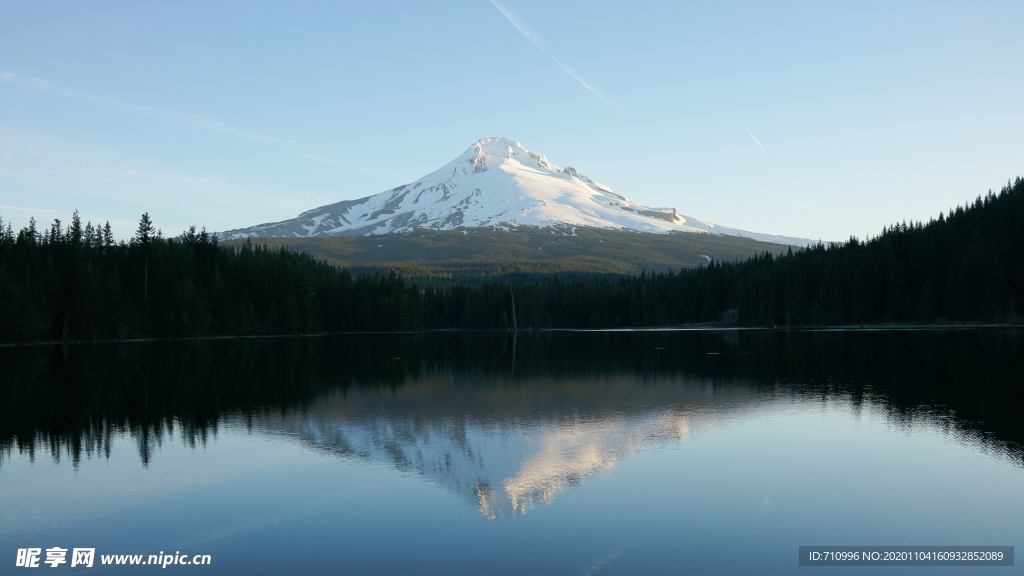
xmin=221 ymin=137 xmax=815 ymax=246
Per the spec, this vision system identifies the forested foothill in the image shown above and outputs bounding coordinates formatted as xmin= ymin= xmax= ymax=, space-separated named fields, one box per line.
xmin=0 ymin=178 xmax=1020 ymax=342
xmin=222 ymin=224 xmax=791 ymax=283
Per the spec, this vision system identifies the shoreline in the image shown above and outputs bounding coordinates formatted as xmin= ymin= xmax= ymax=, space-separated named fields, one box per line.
xmin=1 ymin=322 xmax=1021 ymax=348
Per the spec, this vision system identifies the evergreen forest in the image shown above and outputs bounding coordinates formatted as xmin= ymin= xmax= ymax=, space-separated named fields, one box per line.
xmin=224 ymin=223 xmax=791 ymax=283
xmin=0 ymin=178 xmax=1020 ymax=342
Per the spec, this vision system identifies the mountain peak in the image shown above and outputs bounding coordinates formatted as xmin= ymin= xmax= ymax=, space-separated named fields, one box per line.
xmin=462 ymin=136 xmax=560 ymax=175
xmin=221 ymin=138 xmax=814 ymax=246
xmin=472 ymin=135 xmax=522 ymax=150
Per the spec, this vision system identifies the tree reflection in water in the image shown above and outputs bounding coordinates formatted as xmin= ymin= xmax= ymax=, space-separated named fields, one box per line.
xmin=2 ymin=329 xmax=1021 ymax=516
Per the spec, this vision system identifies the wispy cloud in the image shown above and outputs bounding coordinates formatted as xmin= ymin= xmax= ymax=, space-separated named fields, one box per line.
xmin=0 ymin=125 xmax=329 ymax=231
xmin=489 ymin=1 xmax=618 ymax=108
xmin=0 ymin=72 xmax=280 ymax=143
xmin=293 ymin=152 xmax=410 ymax=180
xmin=0 ymin=72 xmax=403 ymax=179
xmin=582 ymin=545 xmax=627 ymax=576
xmin=746 ymin=128 xmax=766 ymax=157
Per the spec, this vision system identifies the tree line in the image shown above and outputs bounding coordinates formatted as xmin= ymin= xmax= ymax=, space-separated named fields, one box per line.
xmin=0 ymin=213 xmax=423 ymax=341
xmin=0 ymin=177 xmax=1020 ymax=341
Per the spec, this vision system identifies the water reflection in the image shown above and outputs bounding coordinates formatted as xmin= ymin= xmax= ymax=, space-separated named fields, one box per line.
xmin=252 ymin=379 xmax=737 ymax=517
xmin=2 ymin=330 xmax=1022 ymax=518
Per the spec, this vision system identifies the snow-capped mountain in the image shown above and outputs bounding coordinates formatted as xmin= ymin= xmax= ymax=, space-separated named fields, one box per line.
xmin=222 ymin=137 xmax=813 ymax=246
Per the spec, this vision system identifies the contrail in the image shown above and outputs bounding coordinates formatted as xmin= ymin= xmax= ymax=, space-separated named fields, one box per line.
xmin=489 ymin=0 xmax=617 ymax=108
xmin=551 ymin=57 xmax=609 ymax=103
xmin=746 ymin=128 xmax=766 ymax=157
xmin=489 ymin=0 xmax=544 ymax=49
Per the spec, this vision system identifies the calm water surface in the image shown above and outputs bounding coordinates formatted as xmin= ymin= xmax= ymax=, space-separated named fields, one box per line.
xmin=1 ymin=330 xmax=1022 ymax=575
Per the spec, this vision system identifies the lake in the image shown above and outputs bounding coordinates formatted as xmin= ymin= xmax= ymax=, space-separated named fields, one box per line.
xmin=1 ymin=330 xmax=1021 ymax=574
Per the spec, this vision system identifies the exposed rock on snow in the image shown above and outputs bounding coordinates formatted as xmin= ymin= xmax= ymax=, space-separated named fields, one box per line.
xmin=221 ymin=137 xmax=814 ymax=246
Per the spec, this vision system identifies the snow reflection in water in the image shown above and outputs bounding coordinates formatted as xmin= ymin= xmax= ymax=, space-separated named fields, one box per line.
xmin=252 ymin=376 xmax=748 ymax=517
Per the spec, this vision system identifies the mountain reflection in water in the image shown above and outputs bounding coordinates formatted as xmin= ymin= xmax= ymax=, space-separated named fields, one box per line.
xmin=2 ymin=329 xmax=1021 ymax=519
xmin=252 ymin=379 xmax=731 ymax=517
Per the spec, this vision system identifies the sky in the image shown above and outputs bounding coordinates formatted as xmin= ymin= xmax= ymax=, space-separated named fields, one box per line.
xmin=0 ymin=0 xmax=1021 ymax=241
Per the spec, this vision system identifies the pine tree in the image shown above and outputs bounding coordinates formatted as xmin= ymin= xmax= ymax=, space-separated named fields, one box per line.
xmin=49 ymin=218 xmax=62 ymax=245
xmin=102 ymin=222 xmax=114 ymax=248
xmin=70 ymin=210 xmax=83 ymax=246
xmin=134 ymin=213 xmax=155 ymax=245
xmin=134 ymin=213 xmax=156 ymax=303
xmin=83 ymin=222 xmax=95 ymax=248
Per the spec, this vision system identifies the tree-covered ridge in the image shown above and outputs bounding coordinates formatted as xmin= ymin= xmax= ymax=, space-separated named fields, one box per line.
xmin=221 ymin=225 xmax=792 ymax=284
xmin=480 ymin=177 xmax=1021 ymax=328
xmin=0 ymin=212 xmax=423 ymax=341
xmin=0 ymin=177 xmax=1020 ymax=342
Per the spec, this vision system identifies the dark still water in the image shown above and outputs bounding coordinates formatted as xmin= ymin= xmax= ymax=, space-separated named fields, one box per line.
xmin=1 ymin=330 xmax=1022 ymax=575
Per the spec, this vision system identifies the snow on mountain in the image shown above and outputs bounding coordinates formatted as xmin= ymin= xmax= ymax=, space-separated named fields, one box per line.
xmin=221 ymin=137 xmax=814 ymax=246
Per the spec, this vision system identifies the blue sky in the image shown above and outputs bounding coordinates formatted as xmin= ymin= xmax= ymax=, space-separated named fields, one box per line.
xmin=1 ymin=0 xmax=1020 ymax=241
